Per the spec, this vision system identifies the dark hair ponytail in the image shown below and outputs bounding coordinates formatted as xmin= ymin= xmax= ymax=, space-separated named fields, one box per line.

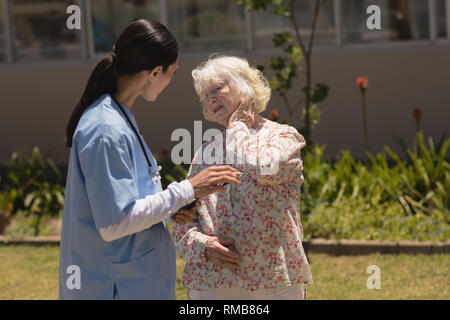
xmin=65 ymin=19 xmax=178 ymax=148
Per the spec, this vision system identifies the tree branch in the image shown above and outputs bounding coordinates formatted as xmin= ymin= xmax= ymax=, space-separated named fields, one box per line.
xmin=308 ymin=0 xmax=323 ymax=58
xmin=281 ymin=93 xmax=295 ymax=124
xmin=288 ymin=0 xmax=307 ymax=57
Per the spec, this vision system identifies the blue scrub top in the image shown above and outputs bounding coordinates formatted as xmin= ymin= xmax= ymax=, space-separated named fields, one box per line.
xmin=59 ymin=94 xmax=176 ymax=300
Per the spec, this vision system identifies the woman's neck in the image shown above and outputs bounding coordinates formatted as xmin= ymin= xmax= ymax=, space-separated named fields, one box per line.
xmin=252 ymin=114 xmax=267 ymax=129
xmin=114 ymin=75 xmax=144 ymax=111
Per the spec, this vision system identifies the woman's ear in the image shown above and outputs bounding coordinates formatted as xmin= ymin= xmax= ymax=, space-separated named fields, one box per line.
xmin=149 ymin=66 xmax=163 ymax=81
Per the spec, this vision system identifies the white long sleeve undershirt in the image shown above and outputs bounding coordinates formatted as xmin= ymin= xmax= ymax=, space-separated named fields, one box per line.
xmin=98 ymin=180 xmax=195 ymax=242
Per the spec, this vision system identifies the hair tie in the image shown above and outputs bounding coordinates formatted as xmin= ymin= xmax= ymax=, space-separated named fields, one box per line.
xmin=111 ymin=52 xmax=119 ymax=65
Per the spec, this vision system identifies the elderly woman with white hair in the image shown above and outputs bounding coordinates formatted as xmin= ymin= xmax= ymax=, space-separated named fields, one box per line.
xmin=172 ymin=55 xmax=312 ymax=300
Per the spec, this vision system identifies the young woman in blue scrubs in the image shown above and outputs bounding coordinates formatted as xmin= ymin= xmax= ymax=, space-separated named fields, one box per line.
xmin=59 ymin=19 xmax=240 ymax=300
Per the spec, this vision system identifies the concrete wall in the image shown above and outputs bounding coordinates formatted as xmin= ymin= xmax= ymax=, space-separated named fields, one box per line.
xmin=0 ymin=44 xmax=449 ymax=164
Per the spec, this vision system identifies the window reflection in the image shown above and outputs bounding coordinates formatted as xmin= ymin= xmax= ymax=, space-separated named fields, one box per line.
xmin=436 ymin=0 xmax=448 ymax=38
xmin=11 ymin=0 xmax=83 ymax=62
xmin=341 ymin=0 xmax=430 ymax=44
xmin=91 ymin=0 xmax=160 ymax=54
xmin=0 ymin=3 xmax=5 ymax=62
xmin=168 ymin=0 xmax=246 ymax=53
xmin=1 ymin=0 xmax=447 ymax=64
xmin=253 ymin=0 xmax=336 ymax=50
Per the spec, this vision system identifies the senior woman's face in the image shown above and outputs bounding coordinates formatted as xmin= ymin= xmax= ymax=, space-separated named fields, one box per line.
xmin=204 ymin=81 xmax=240 ymax=126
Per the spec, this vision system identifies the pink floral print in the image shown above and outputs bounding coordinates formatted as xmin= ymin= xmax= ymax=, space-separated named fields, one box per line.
xmin=172 ymin=120 xmax=313 ymax=291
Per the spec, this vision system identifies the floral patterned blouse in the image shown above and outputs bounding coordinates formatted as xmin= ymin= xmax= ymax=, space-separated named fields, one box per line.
xmin=172 ymin=119 xmax=313 ymax=291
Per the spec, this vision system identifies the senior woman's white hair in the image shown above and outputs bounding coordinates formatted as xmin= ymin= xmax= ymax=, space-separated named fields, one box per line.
xmin=192 ymin=54 xmax=271 ymax=122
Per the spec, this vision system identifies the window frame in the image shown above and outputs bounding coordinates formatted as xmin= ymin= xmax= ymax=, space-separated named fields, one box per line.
xmin=0 ymin=0 xmax=449 ymax=65
xmin=245 ymin=0 xmax=450 ymax=56
xmin=437 ymin=0 xmax=450 ymax=40
xmin=447 ymin=0 xmax=450 ymax=37
xmin=88 ymin=0 xmax=165 ymax=60
xmin=1 ymin=0 xmax=13 ymax=63
xmin=0 ymin=0 xmax=88 ymax=65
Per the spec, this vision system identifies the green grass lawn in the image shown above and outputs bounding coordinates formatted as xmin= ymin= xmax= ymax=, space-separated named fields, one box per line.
xmin=0 ymin=245 xmax=448 ymax=300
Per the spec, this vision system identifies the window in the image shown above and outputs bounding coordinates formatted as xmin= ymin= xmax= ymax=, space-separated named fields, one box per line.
xmin=436 ymin=0 xmax=448 ymax=38
xmin=91 ymin=0 xmax=161 ymax=54
xmin=253 ymin=0 xmax=336 ymax=51
xmin=341 ymin=0 xmax=430 ymax=44
xmin=167 ymin=0 xmax=246 ymax=53
xmin=0 ymin=2 xmax=5 ymax=62
xmin=10 ymin=0 xmax=83 ymax=62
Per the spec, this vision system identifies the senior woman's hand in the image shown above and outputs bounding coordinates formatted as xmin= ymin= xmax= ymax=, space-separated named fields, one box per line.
xmin=228 ymin=100 xmax=257 ymax=128
xmin=205 ymin=236 xmax=242 ymax=271
xmin=172 ymin=200 xmax=200 ymax=225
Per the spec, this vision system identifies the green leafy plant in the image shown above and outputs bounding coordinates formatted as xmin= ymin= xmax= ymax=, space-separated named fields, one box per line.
xmin=238 ymin=0 xmax=329 ymax=145
xmin=23 ymin=182 xmax=65 ymax=236
xmin=301 ymin=132 xmax=449 ymax=240
xmin=2 ymin=147 xmax=65 ymax=235
xmin=156 ymin=150 xmax=189 ymax=189
xmin=303 ymin=133 xmax=449 ymax=212
xmin=303 ymin=196 xmax=449 ymax=241
xmin=0 ymin=189 xmax=17 ymax=235
xmin=4 ymin=147 xmax=63 ymax=211
xmin=2 ymin=210 xmax=52 ymax=240
xmin=385 ymin=132 xmax=450 ymax=213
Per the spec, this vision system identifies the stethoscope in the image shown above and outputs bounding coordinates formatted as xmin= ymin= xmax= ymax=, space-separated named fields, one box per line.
xmin=111 ymin=95 xmax=162 ymax=184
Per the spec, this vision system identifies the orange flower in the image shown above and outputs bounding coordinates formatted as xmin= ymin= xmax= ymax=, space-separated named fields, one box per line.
xmin=269 ymin=109 xmax=279 ymax=121
xmin=161 ymin=149 xmax=169 ymax=159
xmin=357 ymin=77 xmax=369 ymax=90
xmin=413 ymin=108 xmax=422 ymax=123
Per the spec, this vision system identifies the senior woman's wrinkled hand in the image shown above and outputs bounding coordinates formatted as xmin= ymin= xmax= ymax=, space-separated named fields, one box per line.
xmin=227 ymin=100 xmax=257 ymax=128
xmin=172 ymin=200 xmax=200 ymax=225
xmin=205 ymin=236 xmax=242 ymax=271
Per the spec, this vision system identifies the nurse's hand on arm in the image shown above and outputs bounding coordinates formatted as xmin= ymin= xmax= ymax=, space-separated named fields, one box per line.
xmin=188 ymin=165 xmax=241 ymax=198
xmin=98 ymin=165 xmax=241 ymax=242
xmin=171 ymin=165 xmax=242 ymax=224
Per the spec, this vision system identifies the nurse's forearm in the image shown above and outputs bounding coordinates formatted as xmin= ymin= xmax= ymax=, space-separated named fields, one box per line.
xmin=99 ymin=180 xmax=195 ymax=242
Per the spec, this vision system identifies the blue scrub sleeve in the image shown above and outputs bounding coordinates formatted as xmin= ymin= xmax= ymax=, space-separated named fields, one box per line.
xmin=79 ymin=136 xmax=138 ymax=229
